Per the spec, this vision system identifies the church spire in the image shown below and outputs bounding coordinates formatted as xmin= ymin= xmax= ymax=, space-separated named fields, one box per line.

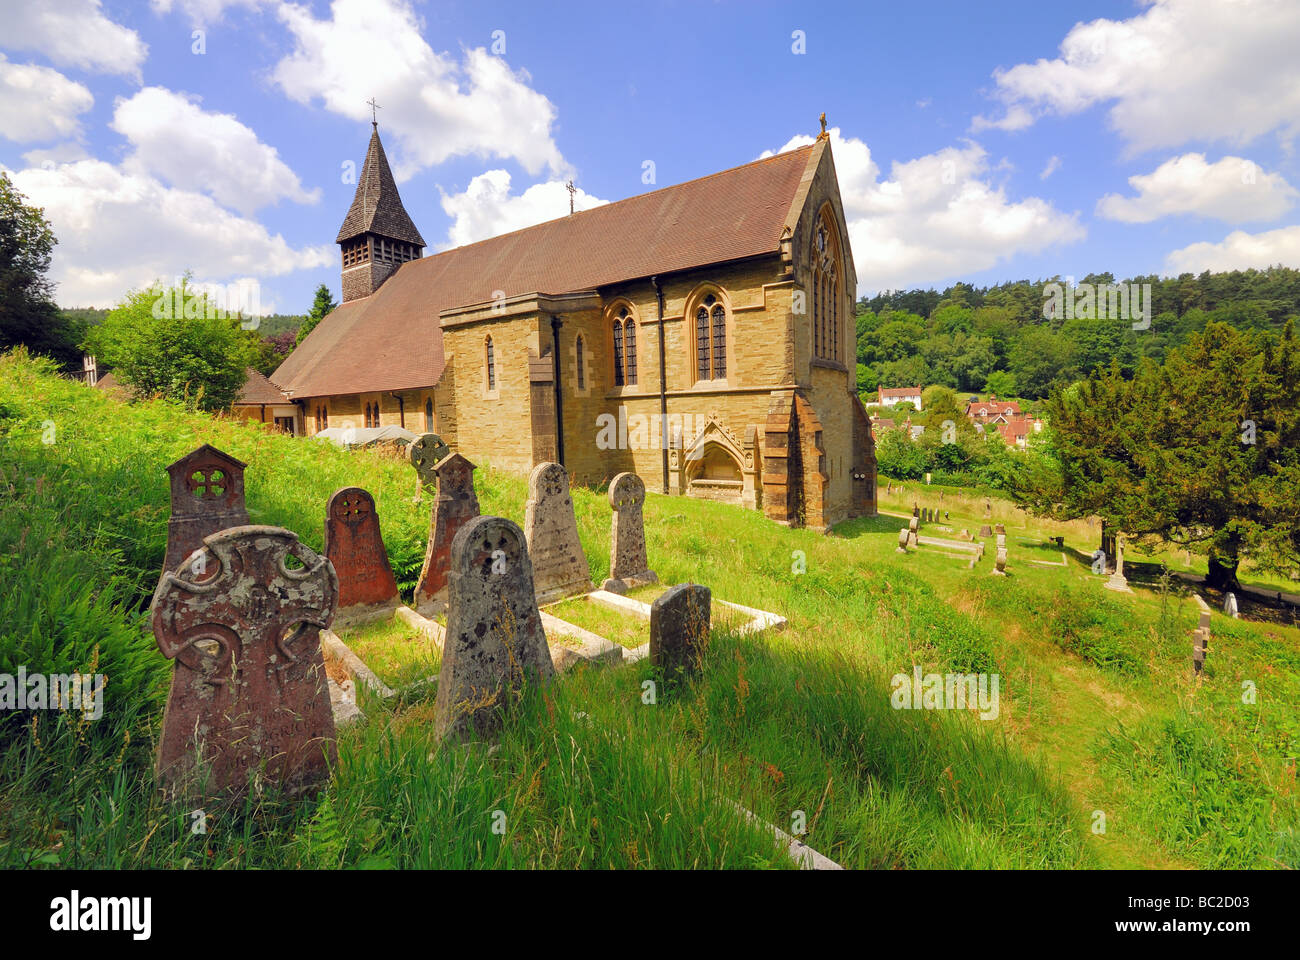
xmin=337 ymin=119 xmax=425 ymax=302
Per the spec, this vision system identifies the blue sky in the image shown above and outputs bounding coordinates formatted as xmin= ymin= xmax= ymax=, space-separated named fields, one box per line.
xmin=2 ymin=0 xmax=1299 ymax=314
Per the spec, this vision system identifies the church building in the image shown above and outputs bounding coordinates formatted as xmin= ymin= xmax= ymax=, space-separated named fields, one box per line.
xmin=272 ymin=120 xmax=876 ymax=531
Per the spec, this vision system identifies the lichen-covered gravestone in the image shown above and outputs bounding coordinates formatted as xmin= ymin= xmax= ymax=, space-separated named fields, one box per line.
xmin=897 ymin=528 xmax=909 ymax=553
xmin=435 ymin=516 xmax=555 ymax=741
xmin=160 ymin=444 xmax=250 ymax=589
xmin=324 ymin=486 xmax=399 ymax=625
xmin=601 ymin=472 xmax=658 ymax=593
xmin=524 ymin=461 xmax=591 ymax=604
xmin=650 ymin=583 xmax=711 ymax=678
xmin=151 ymin=525 xmax=338 ymax=797
xmin=415 ymin=453 xmax=480 ymax=614
xmin=409 ymin=433 xmax=450 ymax=499
xmin=991 ymin=546 xmax=1008 ymax=576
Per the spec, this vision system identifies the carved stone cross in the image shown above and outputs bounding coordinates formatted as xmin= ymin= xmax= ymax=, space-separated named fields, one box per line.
xmin=151 ymin=525 xmax=339 ymax=798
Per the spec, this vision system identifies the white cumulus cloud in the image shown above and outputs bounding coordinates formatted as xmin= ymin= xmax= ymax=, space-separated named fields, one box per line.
xmin=438 ymin=170 xmax=607 ymax=250
xmin=5 ymin=159 xmax=333 ymax=308
xmin=272 ymin=0 xmax=568 ymax=180
xmin=765 ymin=129 xmax=1083 ymax=293
xmin=0 ymin=56 xmax=94 ymax=143
xmin=111 ymin=87 xmax=320 ymax=215
xmin=1 ymin=0 xmax=147 ymax=80
xmin=1165 ymin=225 xmax=1300 ymax=274
xmin=1097 ymin=153 xmax=1297 ymax=224
xmin=974 ymin=0 xmax=1300 ymax=154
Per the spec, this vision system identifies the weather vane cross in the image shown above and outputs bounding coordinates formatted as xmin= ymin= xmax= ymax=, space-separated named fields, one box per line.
xmin=366 ymin=97 xmax=381 ymax=124
xmin=566 ymin=179 xmax=576 ymax=215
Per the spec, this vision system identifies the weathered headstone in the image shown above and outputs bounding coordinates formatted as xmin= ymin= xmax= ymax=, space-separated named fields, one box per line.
xmin=650 ymin=583 xmax=711 ymax=678
xmin=324 ymin=486 xmax=399 ymax=625
xmin=983 ymin=500 xmax=991 ymax=519
xmin=1104 ymin=535 xmax=1133 ymax=593
xmin=958 ymin=528 xmax=971 ymax=541
xmin=1193 ymin=624 xmax=1209 ymax=673
xmin=907 ymin=515 xmax=919 ymax=548
xmin=897 ymin=528 xmax=909 ymax=553
xmin=991 ymin=546 xmax=1008 ymax=576
xmin=978 ymin=524 xmax=993 ymax=538
xmin=151 ymin=525 xmax=338 ymax=797
xmin=414 ymin=453 xmax=480 ymax=613
xmin=524 ymin=462 xmax=591 ymax=604
xmin=602 ymin=472 xmax=658 ymax=593
xmin=409 ymin=433 xmax=450 ymax=498
xmin=1223 ymin=591 xmax=1239 ymax=619
xmin=160 ymin=444 xmax=249 ymax=588
xmin=994 ymin=523 xmax=1006 ymax=536
xmin=434 ymin=516 xmax=554 ymax=741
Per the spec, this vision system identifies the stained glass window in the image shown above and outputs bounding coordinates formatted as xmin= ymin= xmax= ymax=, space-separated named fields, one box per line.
xmin=712 ymin=304 xmax=726 ymax=379
xmin=624 ymin=319 xmax=637 ymax=385
xmin=696 ymin=305 xmax=710 ymax=380
xmin=613 ymin=319 xmax=624 ymax=386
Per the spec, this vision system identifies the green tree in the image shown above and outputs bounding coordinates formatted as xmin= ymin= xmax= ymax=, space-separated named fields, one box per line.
xmin=0 ymin=172 xmax=83 ymax=368
xmin=1019 ymin=322 xmax=1300 ymax=589
xmin=296 ymin=283 xmax=338 ymax=345
xmin=1009 ymin=326 xmax=1075 ymax=399
xmin=983 ymin=369 xmax=1017 ymax=397
xmin=86 ymin=279 xmax=258 ymax=411
xmin=875 ymin=426 xmax=927 ymax=480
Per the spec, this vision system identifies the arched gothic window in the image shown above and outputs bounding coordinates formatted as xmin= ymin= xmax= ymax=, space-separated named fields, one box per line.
xmin=485 ymin=336 xmax=496 ymax=391
xmin=575 ymin=336 xmax=586 ymax=390
xmin=611 ymin=304 xmax=637 ymax=386
xmin=694 ymin=292 xmax=727 ymax=381
xmin=812 ymin=213 xmax=841 ymax=362
xmin=425 ymin=397 xmax=434 ymax=431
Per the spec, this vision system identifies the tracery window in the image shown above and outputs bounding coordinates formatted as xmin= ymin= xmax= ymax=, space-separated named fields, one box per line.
xmin=811 ymin=213 xmax=841 ymax=362
xmin=694 ymin=292 xmax=727 ymax=381
xmin=611 ymin=304 xmax=637 ymax=387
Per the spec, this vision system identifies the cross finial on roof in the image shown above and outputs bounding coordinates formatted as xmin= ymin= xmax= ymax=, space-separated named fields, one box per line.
xmin=566 ymin=179 xmax=576 ymax=215
xmin=366 ymin=97 xmax=381 ymax=125
xmin=817 ymin=111 xmax=829 ymax=141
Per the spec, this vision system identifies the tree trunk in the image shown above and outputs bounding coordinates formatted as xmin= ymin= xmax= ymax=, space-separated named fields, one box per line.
xmin=1206 ymin=534 xmax=1242 ymax=592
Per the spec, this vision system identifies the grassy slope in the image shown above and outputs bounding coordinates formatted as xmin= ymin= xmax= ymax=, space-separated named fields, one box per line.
xmin=1 ymin=351 xmax=1295 ymax=868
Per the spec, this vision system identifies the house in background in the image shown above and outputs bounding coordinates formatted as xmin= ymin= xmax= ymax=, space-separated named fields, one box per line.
xmin=963 ymin=394 xmax=1043 ymax=449
xmin=94 ymin=366 xmax=300 ymax=434
xmin=878 ymin=386 xmax=923 ymax=411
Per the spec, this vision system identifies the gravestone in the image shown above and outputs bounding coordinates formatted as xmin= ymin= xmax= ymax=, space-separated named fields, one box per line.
xmin=151 ymin=525 xmax=338 ymax=797
xmin=991 ymin=546 xmax=1007 ymax=576
xmin=958 ymin=528 xmax=971 ymax=541
xmin=907 ymin=515 xmax=919 ymax=548
xmin=650 ymin=583 xmax=712 ymax=678
xmin=1104 ymin=535 xmax=1133 ymax=593
xmin=524 ymin=462 xmax=591 ymax=604
xmin=1193 ymin=623 xmax=1209 ymax=673
xmin=994 ymin=523 xmax=1006 ymax=536
xmin=602 ymin=472 xmax=658 ymax=593
xmin=434 ymin=516 xmax=554 ymax=741
xmin=414 ymin=453 xmax=480 ymax=613
xmin=983 ymin=500 xmax=991 ymax=520
xmin=897 ymin=528 xmax=909 ymax=553
xmin=160 ymin=444 xmax=250 ymax=588
xmin=995 ymin=533 xmax=1006 ymax=550
xmin=409 ymin=433 xmax=450 ymax=498
xmin=324 ymin=486 xmax=399 ymax=625
xmin=1223 ymin=591 xmax=1239 ymax=619
xmin=978 ymin=524 xmax=993 ymax=538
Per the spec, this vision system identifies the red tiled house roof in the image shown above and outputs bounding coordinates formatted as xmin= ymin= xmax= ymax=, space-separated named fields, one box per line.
xmin=273 ymin=144 xmax=820 ymax=399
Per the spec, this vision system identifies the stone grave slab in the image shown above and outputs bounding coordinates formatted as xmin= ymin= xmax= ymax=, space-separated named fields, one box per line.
xmin=525 ymin=461 xmax=592 ymax=604
xmin=160 ymin=444 xmax=249 ymax=590
xmin=415 ymin=453 xmax=480 ymax=614
xmin=324 ymin=486 xmax=400 ymax=626
xmin=601 ymin=472 xmax=658 ymax=593
xmin=650 ymin=583 xmax=711 ymax=678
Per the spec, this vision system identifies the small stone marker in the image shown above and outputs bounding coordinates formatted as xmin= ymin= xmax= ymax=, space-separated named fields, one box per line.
xmin=524 ymin=461 xmax=591 ymax=604
xmin=983 ymin=500 xmax=991 ymax=519
xmin=1193 ymin=621 xmax=1209 ymax=673
xmin=907 ymin=515 xmax=919 ymax=548
xmin=434 ymin=516 xmax=554 ymax=741
xmin=415 ymin=453 xmax=480 ymax=612
xmin=602 ymin=472 xmax=658 ymax=593
xmin=324 ymin=486 xmax=399 ymax=624
xmin=991 ymin=546 xmax=1007 ymax=576
xmin=958 ymin=528 xmax=971 ymax=541
xmin=151 ymin=525 xmax=338 ymax=797
xmin=994 ymin=523 xmax=1006 ymax=536
xmin=995 ymin=533 xmax=1006 ymax=550
xmin=1223 ymin=591 xmax=1239 ymax=618
xmin=897 ymin=528 xmax=909 ymax=553
xmin=978 ymin=524 xmax=993 ymax=538
xmin=409 ymin=433 xmax=450 ymax=497
xmin=650 ymin=583 xmax=711 ymax=678
xmin=160 ymin=444 xmax=250 ymax=588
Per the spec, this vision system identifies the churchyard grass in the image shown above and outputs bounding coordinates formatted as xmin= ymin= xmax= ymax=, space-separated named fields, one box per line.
xmin=1 ymin=350 xmax=1296 ymax=868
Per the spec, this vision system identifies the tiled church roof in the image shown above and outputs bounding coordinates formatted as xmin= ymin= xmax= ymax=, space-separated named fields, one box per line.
xmin=275 ymin=142 xmax=820 ymax=400
xmin=335 ymin=124 xmax=426 ymax=247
